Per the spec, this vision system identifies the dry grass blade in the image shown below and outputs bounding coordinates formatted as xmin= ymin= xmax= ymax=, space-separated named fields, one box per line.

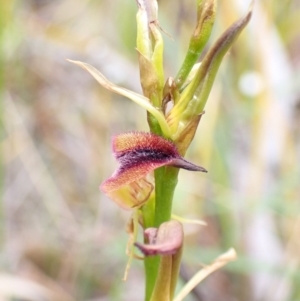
xmin=173 ymin=248 xmax=237 ymax=301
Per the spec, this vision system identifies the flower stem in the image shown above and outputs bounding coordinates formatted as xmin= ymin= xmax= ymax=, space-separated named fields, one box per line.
xmin=154 ymin=167 xmax=179 ymax=227
xmin=144 ymin=256 xmax=160 ymax=301
xmin=145 ymin=112 xmax=180 ymax=300
xmin=144 ymin=166 xmax=179 ymax=301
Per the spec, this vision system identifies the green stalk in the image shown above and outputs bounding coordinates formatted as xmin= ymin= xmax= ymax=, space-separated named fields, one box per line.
xmin=154 ymin=167 xmax=179 ymax=227
xmin=144 ymin=255 xmax=160 ymax=301
xmin=143 ymin=113 xmax=162 ymax=301
xmin=144 ymin=166 xmax=179 ymax=301
xmin=141 ymin=194 xmax=159 ymax=301
xmin=144 ymin=114 xmax=180 ymax=301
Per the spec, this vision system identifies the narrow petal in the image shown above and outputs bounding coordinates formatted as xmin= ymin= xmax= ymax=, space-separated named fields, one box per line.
xmin=67 ymin=60 xmax=171 ymax=137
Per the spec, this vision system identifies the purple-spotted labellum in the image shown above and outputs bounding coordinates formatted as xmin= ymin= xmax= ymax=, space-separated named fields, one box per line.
xmin=100 ymin=132 xmax=207 ymax=209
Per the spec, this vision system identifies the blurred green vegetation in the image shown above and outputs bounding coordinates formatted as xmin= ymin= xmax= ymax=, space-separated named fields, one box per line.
xmin=1 ymin=0 xmax=300 ymax=300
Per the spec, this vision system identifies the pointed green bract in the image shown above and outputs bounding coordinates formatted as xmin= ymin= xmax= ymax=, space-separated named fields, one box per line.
xmin=168 ymin=4 xmax=253 ymax=137
xmin=175 ymin=0 xmax=217 ymax=90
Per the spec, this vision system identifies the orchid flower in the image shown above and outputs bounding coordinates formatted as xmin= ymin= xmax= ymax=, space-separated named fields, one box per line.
xmin=68 ymin=0 xmax=253 ymax=300
xmin=100 ymin=132 xmax=206 ymax=209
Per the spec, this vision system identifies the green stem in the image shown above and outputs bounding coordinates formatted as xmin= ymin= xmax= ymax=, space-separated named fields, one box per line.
xmin=154 ymin=167 xmax=179 ymax=227
xmin=144 ymin=256 xmax=160 ymax=301
xmin=142 ymin=196 xmax=159 ymax=301
xmin=145 ymin=114 xmax=180 ymax=301
xmin=144 ymin=113 xmax=161 ymax=301
xmin=144 ymin=166 xmax=179 ymax=301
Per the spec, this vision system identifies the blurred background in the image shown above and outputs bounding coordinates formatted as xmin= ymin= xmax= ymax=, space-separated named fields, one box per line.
xmin=1 ymin=0 xmax=300 ymax=300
